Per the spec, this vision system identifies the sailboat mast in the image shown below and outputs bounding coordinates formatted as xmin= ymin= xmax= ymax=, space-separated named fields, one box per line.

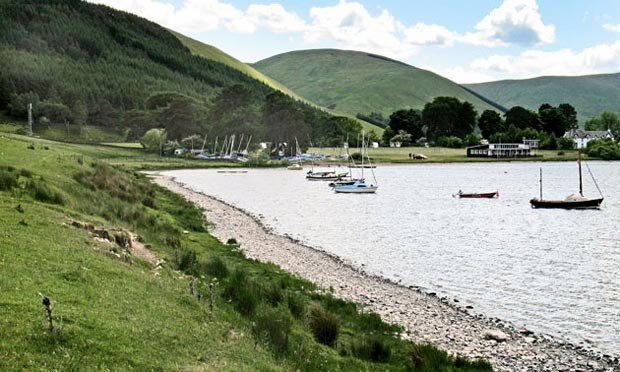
xmin=539 ymin=168 xmax=543 ymax=200
xmin=578 ymin=148 xmax=583 ymax=196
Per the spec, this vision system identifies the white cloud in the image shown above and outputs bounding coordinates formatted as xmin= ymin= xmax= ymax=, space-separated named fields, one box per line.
xmin=464 ymin=0 xmax=555 ymax=47
xmin=603 ymin=23 xmax=620 ymax=33
xmin=246 ymin=4 xmax=307 ymax=33
xmin=403 ymin=23 xmax=457 ymax=47
xmin=303 ymin=0 xmax=416 ymax=58
xmin=448 ymin=41 xmax=620 ymax=83
xmin=88 ymin=0 xmax=306 ymax=35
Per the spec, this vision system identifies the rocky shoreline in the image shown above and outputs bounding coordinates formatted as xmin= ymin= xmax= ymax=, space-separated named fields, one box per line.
xmin=150 ymin=172 xmax=619 ymax=372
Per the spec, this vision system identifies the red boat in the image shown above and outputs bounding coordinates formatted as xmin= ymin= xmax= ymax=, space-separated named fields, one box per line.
xmin=454 ymin=190 xmax=499 ymax=198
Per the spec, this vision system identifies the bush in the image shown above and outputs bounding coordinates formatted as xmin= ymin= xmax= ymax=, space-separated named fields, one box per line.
xmin=286 ymin=293 xmax=305 ymax=319
xmin=224 ymin=268 xmax=258 ymax=317
xmin=202 ymin=256 xmax=229 ymax=279
xmin=558 ymin=137 xmax=575 ymax=150
xmin=253 ymin=306 xmax=292 ymax=355
xmin=306 ymin=303 xmax=340 ymax=347
xmin=586 ymin=138 xmax=620 ymax=160
xmin=0 ymin=170 xmax=19 ymax=191
xmin=26 ymin=179 xmax=65 ymax=205
xmin=352 ymin=334 xmax=392 ymax=362
xmin=261 ymin=282 xmax=283 ymax=307
xmin=178 ymin=249 xmax=197 ymax=272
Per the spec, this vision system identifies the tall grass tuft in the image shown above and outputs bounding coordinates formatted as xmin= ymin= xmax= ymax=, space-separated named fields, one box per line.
xmin=178 ymin=249 xmax=197 ymax=273
xmin=306 ymin=303 xmax=340 ymax=347
xmin=202 ymin=256 xmax=229 ymax=279
xmin=26 ymin=179 xmax=65 ymax=205
xmin=351 ymin=334 xmax=392 ymax=362
xmin=261 ymin=282 xmax=283 ymax=307
xmin=410 ymin=343 xmax=493 ymax=371
xmin=286 ymin=292 xmax=305 ymax=319
xmin=0 ymin=169 xmax=19 ymax=191
xmin=224 ymin=268 xmax=258 ymax=317
xmin=253 ymin=306 xmax=292 ymax=356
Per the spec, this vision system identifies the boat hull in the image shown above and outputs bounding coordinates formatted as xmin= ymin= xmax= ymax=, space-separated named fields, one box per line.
xmin=529 ymin=197 xmax=604 ymax=209
xmin=455 ymin=191 xmax=498 ymax=198
xmin=334 ymin=186 xmax=378 ymax=193
xmin=333 ymin=180 xmax=378 ymax=193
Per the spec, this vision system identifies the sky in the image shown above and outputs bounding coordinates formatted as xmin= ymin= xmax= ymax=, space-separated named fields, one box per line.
xmin=88 ymin=0 xmax=620 ymax=83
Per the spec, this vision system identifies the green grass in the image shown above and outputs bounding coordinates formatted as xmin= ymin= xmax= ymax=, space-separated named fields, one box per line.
xmin=253 ymin=49 xmax=503 ymax=119
xmin=465 ymin=73 xmax=620 ymax=125
xmin=0 ymin=133 xmax=494 ymax=371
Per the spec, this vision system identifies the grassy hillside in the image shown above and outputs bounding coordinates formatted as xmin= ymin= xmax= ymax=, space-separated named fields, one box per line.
xmin=253 ymin=49 xmax=504 ymax=119
xmin=0 ymin=133 xmax=492 ymax=371
xmin=465 ymin=74 xmax=620 ymax=125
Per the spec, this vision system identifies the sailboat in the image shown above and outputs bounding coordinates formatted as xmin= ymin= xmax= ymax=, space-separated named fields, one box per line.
xmin=333 ymin=131 xmax=378 ymax=194
xmin=288 ymin=137 xmax=303 ymax=170
xmin=530 ymin=149 xmax=604 ymax=209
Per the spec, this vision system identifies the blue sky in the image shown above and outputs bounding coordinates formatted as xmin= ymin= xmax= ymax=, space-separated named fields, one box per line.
xmin=89 ymin=0 xmax=620 ymax=83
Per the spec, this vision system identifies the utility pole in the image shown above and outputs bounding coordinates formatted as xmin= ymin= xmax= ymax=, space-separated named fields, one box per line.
xmin=27 ymin=103 xmax=33 ymax=136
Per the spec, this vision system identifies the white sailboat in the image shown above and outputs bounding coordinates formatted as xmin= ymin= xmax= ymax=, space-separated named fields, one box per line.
xmin=333 ymin=131 xmax=378 ymax=193
xmin=288 ymin=137 xmax=303 ymax=170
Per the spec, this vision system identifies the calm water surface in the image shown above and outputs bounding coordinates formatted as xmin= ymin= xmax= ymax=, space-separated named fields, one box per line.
xmin=165 ymin=161 xmax=620 ymax=355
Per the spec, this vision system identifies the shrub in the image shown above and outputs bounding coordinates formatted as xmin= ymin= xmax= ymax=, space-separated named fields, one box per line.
xmin=558 ymin=137 xmax=575 ymax=150
xmin=352 ymin=334 xmax=392 ymax=362
xmin=253 ymin=306 xmax=292 ymax=355
xmin=286 ymin=293 xmax=305 ymax=319
xmin=178 ymin=249 xmax=197 ymax=272
xmin=0 ymin=170 xmax=19 ymax=191
xmin=27 ymin=180 xmax=65 ymax=205
xmin=202 ymin=256 xmax=229 ymax=279
xmin=261 ymin=282 xmax=283 ymax=307
xmin=306 ymin=303 xmax=340 ymax=347
xmin=224 ymin=268 xmax=258 ymax=317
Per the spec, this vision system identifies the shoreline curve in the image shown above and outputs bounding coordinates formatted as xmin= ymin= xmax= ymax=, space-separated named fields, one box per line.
xmin=148 ymin=171 xmax=618 ymax=372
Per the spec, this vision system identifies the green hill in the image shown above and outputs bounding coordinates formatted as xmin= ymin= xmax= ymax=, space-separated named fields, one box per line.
xmin=253 ymin=49 xmax=504 ymax=119
xmin=171 ymin=30 xmax=304 ymax=100
xmin=0 ymin=1 xmax=360 ymax=148
xmin=464 ymin=74 xmax=620 ymax=125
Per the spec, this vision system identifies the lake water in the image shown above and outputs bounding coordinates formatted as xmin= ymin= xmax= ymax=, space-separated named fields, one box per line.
xmin=164 ymin=161 xmax=620 ymax=355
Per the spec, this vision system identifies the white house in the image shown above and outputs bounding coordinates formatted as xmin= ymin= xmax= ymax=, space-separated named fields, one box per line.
xmin=563 ymin=129 xmax=614 ymax=149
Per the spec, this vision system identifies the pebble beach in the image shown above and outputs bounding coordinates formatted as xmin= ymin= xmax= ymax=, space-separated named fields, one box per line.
xmin=151 ymin=172 xmax=619 ymax=372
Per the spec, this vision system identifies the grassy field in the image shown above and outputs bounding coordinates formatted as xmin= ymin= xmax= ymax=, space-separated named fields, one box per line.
xmin=253 ymin=49 xmax=503 ymax=119
xmin=0 ymin=133 xmax=493 ymax=371
xmin=311 ymin=146 xmax=584 ymax=163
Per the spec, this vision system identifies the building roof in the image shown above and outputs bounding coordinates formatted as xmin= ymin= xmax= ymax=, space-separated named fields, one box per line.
xmin=564 ymin=129 xmax=613 ymax=139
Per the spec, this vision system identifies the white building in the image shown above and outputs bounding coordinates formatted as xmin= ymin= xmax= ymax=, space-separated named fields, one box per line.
xmin=563 ymin=129 xmax=614 ymax=149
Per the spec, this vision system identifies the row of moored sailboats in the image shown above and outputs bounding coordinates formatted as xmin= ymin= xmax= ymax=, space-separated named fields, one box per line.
xmin=295 ymin=131 xmax=379 ymax=194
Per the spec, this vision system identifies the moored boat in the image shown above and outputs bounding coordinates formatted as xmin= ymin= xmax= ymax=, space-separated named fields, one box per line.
xmin=454 ymin=190 xmax=499 ymax=198
xmin=530 ymin=149 xmax=604 ymax=209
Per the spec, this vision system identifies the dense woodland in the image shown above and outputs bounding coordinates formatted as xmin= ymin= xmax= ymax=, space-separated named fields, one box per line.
xmin=0 ymin=0 xmax=361 ymax=149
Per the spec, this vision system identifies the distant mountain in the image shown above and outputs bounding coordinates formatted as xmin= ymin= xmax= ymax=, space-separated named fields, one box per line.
xmin=253 ymin=49 xmax=504 ymax=120
xmin=465 ymin=74 xmax=620 ymax=125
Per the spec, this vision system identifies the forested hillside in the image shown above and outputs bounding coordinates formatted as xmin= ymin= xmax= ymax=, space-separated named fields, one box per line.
xmin=465 ymin=74 xmax=620 ymax=125
xmin=0 ymin=0 xmax=361 ymax=147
